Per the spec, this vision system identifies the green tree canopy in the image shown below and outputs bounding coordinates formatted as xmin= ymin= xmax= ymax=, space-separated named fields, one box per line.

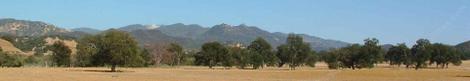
xmin=49 ymin=41 xmax=72 ymax=67
xmin=429 ymin=43 xmax=462 ymax=68
xmin=92 ymin=29 xmax=145 ymax=72
xmin=359 ymin=38 xmax=383 ymax=68
xmin=75 ymin=35 xmax=99 ymax=67
xmin=197 ymin=42 xmax=229 ymax=68
xmin=276 ymin=34 xmax=315 ymax=70
xmin=247 ymin=37 xmax=275 ymax=69
xmin=411 ymin=39 xmax=432 ymax=70
xmin=385 ymin=43 xmax=411 ymax=67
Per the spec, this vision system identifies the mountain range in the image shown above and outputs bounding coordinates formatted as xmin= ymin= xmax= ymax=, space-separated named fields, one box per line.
xmin=1 ymin=18 xmax=350 ymax=51
xmin=114 ymin=23 xmax=351 ymax=50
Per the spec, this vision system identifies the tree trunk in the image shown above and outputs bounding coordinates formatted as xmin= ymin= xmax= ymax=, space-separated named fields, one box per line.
xmin=352 ymin=64 xmax=355 ymax=70
xmin=352 ymin=62 xmax=356 ymax=70
xmin=209 ymin=60 xmax=213 ymax=69
xmin=415 ymin=63 xmax=420 ymax=70
xmin=445 ymin=63 xmax=449 ymax=68
xmin=278 ymin=63 xmax=284 ymax=67
xmin=111 ymin=64 xmax=117 ymax=72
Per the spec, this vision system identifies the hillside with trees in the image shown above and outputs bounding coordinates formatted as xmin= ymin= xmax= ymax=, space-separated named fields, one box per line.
xmin=0 ymin=18 xmax=467 ymax=72
xmin=455 ymin=41 xmax=470 ymax=60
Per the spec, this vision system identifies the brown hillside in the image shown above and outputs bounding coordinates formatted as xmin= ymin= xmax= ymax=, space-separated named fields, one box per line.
xmin=44 ymin=37 xmax=77 ymax=55
xmin=0 ymin=39 xmax=24 ymax=54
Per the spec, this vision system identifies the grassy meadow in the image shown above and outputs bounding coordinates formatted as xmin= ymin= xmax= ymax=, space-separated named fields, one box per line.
xmin=1 ymin=61 xmax=469 ymax=81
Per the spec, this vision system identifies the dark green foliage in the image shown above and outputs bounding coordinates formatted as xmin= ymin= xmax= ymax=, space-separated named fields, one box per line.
xmin=429 ymin=43 xmax=461 ymax=68
xmin=0 ymin=54 xmax=24 ymax=67
xmin=338 ymin=44 xmax=362 ymax=69
xmin=247 ymin=37 xmax=276 ymax=69
xmin=74 ymin=29 xmax=148 ymax=72
xmin=411 ymin=39 xmax=432 ymax=70
xmin=229 ymin=47 xmax=250 ymax=69
xmin=221 ymin=49 xmax=235 ymax=68
xmin=322 ymin=38 xmax=463 ymax=70
xmin=276 ymin=34 xmax=315 ymax=70
xmin=194 ymin=52 xmax=207 ymax=66
xmin=0 ymin=49 xmax=25 ymax=67
xmin=75 ymin=35 xmax=99 ymax=67
xmin=324 ymin=40 xmax=383 ymax=70
xmin=49 ymin=41 xmax=72 ymax=67
xmin=358 ymin=38 xmax=383 ymax=68
xmin=276 ymin=45 xmax=289 ymax=67
xmin=97 ymin=29 xmax=145 ymax=71
xmin=248 ymin=51 xmax=263 ymax=69
xmin=385 ymin=43 xmax=411 ymax=67
xmin=140 ymin=49 xmax=153 ymax=67
xmin=321 ymin=50 xmax=340 ymax=69
xmin=14 ymin=37 xmax=47 ymax=51
xmin=196 ymin=42 xmax=229 ymax=68
xmin=402 ymin=48 xmax=414 ymax=68
xmin=305 ymin=52 xmax=317 ymax=67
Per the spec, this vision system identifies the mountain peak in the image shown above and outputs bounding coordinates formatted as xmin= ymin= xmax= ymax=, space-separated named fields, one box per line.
xmin=144 ymin=24 xmax=160 ymax=29
xmin=0 ymin=18 xmax=68 ymax=36
xmin=118 ymin=24 xmax=160 ymax=32
xmin=214 ymin=23 xmax=232 ymax=28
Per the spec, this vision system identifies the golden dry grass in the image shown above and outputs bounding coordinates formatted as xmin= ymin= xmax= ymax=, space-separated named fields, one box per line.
xmin=1 ymin=61 xmax=469 ymax=81
xmin=0 ymin=39 xmax=24 ymax=54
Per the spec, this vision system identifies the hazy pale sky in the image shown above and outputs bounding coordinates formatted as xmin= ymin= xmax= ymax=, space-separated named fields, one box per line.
xmin=0 ymin=0 xmax=469 ymax=45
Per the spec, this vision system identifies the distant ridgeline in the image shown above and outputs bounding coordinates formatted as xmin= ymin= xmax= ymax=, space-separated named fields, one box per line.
xmin=0 ymin=18 xmax=350 ymax=51
xmin=2 ymin=18 xmax=470 ymax=53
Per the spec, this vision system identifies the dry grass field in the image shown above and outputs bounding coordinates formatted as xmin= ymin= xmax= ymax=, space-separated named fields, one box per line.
xmin=1 ymin=61 xmax=469 ymax=81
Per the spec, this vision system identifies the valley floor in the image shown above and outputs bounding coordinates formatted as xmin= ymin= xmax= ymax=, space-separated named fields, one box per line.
xmin=1 ymin=61 xmax=470 ymax=81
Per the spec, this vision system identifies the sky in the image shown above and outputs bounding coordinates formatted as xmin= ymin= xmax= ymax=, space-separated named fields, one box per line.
xmin=0 ymin=0 xmax=469 ymax=45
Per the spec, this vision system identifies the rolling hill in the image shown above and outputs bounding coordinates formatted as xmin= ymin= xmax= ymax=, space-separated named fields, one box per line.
xmin=455 ymin=40 xmax=470 ymax=59
xmin=153 ymin=23 xmax=350 ymax=50
xmin=0 ymin=18 xmax=69 ymax=36
xmin=0 ymin=38 xmax=24 ymax=54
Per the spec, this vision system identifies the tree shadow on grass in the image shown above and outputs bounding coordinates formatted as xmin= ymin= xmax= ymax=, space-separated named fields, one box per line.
xmin=181 ymin=67 xmax=292 ymax=71
xmin=68 ymin=69 xmax=134 ymax=73
xmin=455 ymin=75 xmax=470 ymax=78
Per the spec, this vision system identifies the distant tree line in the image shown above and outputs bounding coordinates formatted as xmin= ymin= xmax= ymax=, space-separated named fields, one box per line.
xmin=192 ymin=36 xmax=464 ymax=70
xmin=321 ymin=39 xmax=463 ymax=70
xmin=193 ymin=34 xmax=317 ymax=70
